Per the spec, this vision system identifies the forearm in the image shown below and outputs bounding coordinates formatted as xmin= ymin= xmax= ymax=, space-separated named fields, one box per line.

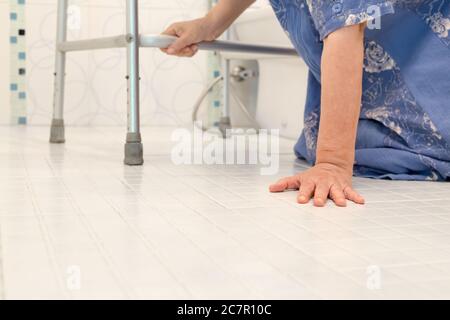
xmin=316 ymin=24 xmax=365 ymax=173
xmin=205 ymin=0 xmax=256 ymax=38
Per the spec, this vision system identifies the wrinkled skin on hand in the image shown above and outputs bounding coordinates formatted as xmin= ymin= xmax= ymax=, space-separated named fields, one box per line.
xmin=270 ymin=163 xmax=365 ymax=207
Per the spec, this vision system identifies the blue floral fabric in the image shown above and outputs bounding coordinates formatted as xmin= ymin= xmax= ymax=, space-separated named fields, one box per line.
xmin=269 ymin=0 xmax=450 ymax=180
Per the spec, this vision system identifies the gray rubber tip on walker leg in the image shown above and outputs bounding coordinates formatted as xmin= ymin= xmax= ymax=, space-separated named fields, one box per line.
xmin=49 ymin=119 xmax=66 ymax=143
xmin=219 ymin=117 xmax=232 ymax=139
xmin=124 ymin=133 xmax=144 ymax=166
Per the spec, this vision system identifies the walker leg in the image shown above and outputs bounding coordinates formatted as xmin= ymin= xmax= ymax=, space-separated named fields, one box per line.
xmin=219 ymin=58 xmax=232 ymax=139
xmin=50 ymin=0 xmax=68 ymax=144
xmin=124 ymin=0 xmax=143 ymax=165
xmin=219 ymin=29 xmax=232 ymax=138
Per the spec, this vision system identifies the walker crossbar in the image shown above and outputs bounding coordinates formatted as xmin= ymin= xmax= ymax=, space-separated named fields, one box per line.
xmin=58 ymin=34 xmax=299 ymax=57
xmin=50 ymin=0 xmax=298 ymax=165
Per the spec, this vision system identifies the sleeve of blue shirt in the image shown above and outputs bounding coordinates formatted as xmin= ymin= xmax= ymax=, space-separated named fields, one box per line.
xmin=306 ymin=0 xmax=396 ymax=40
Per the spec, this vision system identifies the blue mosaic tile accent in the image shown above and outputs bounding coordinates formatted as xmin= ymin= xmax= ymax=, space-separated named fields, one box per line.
xmin=10 ymin=0 xmax=27 ymax=124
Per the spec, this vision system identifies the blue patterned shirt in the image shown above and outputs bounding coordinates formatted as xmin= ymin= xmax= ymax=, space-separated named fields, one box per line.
xmin=269 ymin=0 xmax=450 ymax=180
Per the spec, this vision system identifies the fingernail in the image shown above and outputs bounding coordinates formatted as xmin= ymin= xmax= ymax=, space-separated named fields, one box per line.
xmin=299 ymin=196 xmax=306 ymax=202
xmin=167 ymin=48 xmax=175 ymax=54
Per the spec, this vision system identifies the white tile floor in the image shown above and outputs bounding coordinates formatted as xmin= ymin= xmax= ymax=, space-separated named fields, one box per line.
xmin=1 ymin=126 xmax=450 ymax=300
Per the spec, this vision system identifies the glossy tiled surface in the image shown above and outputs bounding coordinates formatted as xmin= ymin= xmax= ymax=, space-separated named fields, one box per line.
xmin=1 ymin=126 xmax=450 ymax=300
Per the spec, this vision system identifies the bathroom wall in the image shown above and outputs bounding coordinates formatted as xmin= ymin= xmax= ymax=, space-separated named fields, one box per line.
xmin=0 ymin=1 xmax=10 ymax=124
xmin=2 ymin=0 xmax=298 ymax=129
xmin=3 ymin=0 xmax=210 ymax=126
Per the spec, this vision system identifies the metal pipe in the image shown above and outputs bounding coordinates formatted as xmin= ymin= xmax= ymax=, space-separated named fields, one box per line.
xmin=58 ymin=35 xmax=129 ymax=52
xmin=222 ymin=30 xmax=231 ymax=120
xmin=126 ymin=0 xmax=140 ymax=135
xmin=52 ymin=0 xmax=68 ymax=121
xmin=50 ymin=0 xmax=68 ymax=144
xmin=139 ymin=34 xmax=298 ymax=57
xmin=57 ymin=33 xmax=298 ymax=57
xmin=124 ymin=0 xmax=144 ymax=165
